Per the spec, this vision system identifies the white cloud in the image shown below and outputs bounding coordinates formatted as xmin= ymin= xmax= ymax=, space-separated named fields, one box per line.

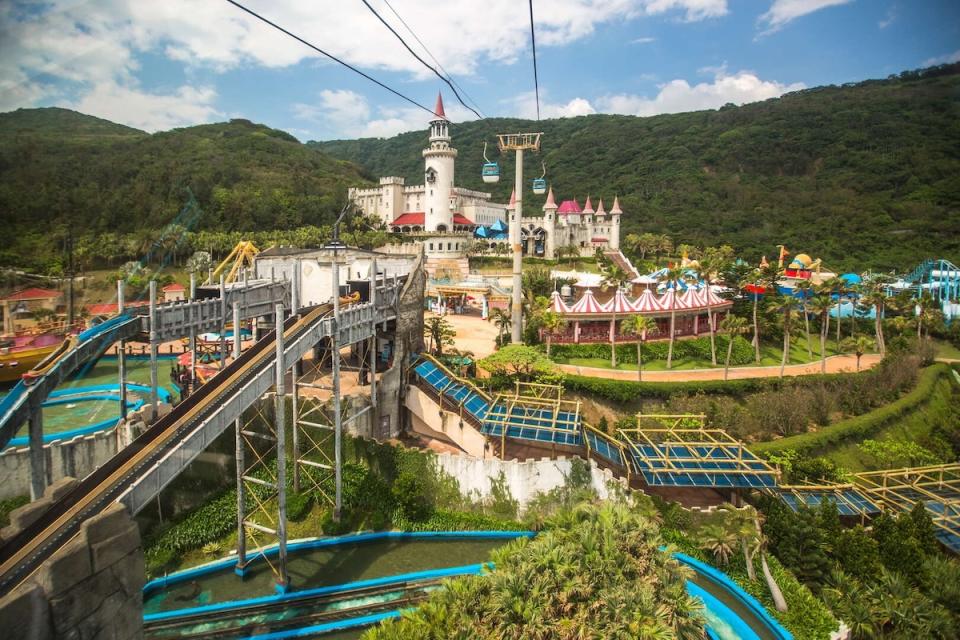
xmin=68 ymin=82 xmax=221 ymax=132
xmin=878 ymin=6 xmax=896 ymax=29
xmin=758 ymin=0 xmax=853 ymax=35
xmin=596 ymin=69 xmax=805 ymax=116
xmin=632 ymin=37 xmax=657 ymax=44
xmin=922 ymin=50 xmax=960 ymax=67
xmin=505 ymin=91 xmax=598 ymax=119
xmin=0 ymin=0 xmax=729 ymax=128
xmin=294 ymin=88 xmax=476 ymax=139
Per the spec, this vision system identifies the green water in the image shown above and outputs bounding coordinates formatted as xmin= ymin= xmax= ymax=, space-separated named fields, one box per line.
xmin=2 ymin=356 xmax=177 ymax=439
xmin=144 ymin=538 xmax=504 ymax=616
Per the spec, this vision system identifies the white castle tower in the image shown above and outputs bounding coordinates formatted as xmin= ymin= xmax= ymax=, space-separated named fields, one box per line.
xmin=422 ymin=92 xmax=457 ymax=232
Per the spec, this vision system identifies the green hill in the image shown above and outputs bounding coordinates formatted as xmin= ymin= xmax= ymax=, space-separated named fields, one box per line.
xmin=313 ymin=65 xmax=960 ymax=272
xmin=0 ymin=110 xmax=370 ymax=269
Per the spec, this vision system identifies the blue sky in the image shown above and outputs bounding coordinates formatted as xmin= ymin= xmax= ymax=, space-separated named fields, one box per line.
xmin=1 ymin=0 xmax=958 ymax=140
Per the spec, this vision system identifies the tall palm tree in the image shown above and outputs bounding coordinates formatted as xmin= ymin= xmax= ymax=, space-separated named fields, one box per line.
xmin=794 ymin=280 xmax=815 ymax=360
xmin=860 ymin=282 xmax=890 ymax=354
xmin=808 ymin=295 xmax=833 ymax=374
xmin=841 ymin=334 xmax=875 ymax=371
xmin=539 ymin=310 xmax=566 ymax=357
xmin=915 ymin=292 xmax=937 ymax=339
xmin=699 ymin=523 xmax=737 ymax=565
xmin=602 ymin=264 xmax=631 ymax=368
xmin=658 ymin=265 xmax=688 ymax=369
xmin=719 ymin=314 xmax=748 ymax=381
xmin=622 ymin=315 xmax=658 ymax=383
xmin=769 ymin=295 xmax=795 ymax=378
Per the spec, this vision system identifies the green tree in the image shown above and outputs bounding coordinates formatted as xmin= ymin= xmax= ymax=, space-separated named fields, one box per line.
xmin=808 ymin=294 xmax=834 ymax=373
xmin=423 ymin=316 xmax=455 ymax=358
xmin=601 ymin=263 xmax=631 ymax=367
xmin=841 ymin=334 xmax=875 ymax=371
xmin=719 ymin=314 xmax=749 ymax=380
xmin=658 ymin=265 xmax=689 ymax=369
xmin=622 ymin=314 xmax=658 ymax=383
xmin=539 ymin=310 xmax=565 ymax=357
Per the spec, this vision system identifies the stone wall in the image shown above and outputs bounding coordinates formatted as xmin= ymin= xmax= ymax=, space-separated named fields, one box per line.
xmin=0 ymin=480 xmax=144 ymax=640
xmin=433 ymin=452 xmax=624 ymax=512
xmin=0 ymin=402 xmax=172 ymax=501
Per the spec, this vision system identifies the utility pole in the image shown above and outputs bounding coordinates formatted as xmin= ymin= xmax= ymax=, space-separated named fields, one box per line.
xmin=497 ymin=133 xmax=542 ymax=344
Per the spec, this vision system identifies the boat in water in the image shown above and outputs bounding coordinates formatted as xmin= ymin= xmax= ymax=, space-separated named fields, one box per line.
xmin=0 ymin=331 xmax=67 ymax=384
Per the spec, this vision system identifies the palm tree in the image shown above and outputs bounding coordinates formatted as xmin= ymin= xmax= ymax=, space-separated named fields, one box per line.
xmin=719 ymin=314 xmax=748 ymax=381
xmin=622 ymin=315 xmax=658 ymax=383
xmin=720 ymin=505 xmax=761 ymax=581
xmin=699 ymin=523 xmax=737 ymax=565
xmin=915 ymin=292 xmax=937 ymax=339
xmin=860 ymin=283 xmax=890 ymax=354
xmin=808 ymin=295 xmax=833 ymax=374
xmin=794 ymin=280 xmax=815 ymax=360
xmin=769 ymin=295 xmax=795 ymax=378
xmin=841 ymin=334 xmax=875 ymax=371
xmin=539 ymin=310 xmax=566 ymax=357
xmin=492 ymin=308 xmax=511 ymax=347
xmin=602 ymin=264 xmax=631 ymax=368
xmin=658 ymin=265 xmax=688 ymax=369
xmin=424 ymin=316 xmax=455 ymax=357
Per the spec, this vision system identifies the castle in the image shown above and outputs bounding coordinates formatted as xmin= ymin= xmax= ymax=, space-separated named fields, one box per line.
xmin=348 ymin=92 xmax=622 ymax=261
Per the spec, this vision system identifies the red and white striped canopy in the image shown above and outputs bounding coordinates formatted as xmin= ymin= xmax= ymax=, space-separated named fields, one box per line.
xmin=549 ymin=290 xmax=571 ymax=313
xmin=678 ymin=287 xmax=705 ymax=309
xmin=703 ymin=286 xmax=728 ymax=306
xmin=568 ymin=288 xmax=605 ymax=314
xmin=601 ymin=289 xmax=634 ymax=314
xmin=632 ymin=288 xmax=664 ymax=312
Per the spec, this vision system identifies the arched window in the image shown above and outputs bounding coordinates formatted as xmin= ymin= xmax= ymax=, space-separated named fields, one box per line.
xmin=436 ymin=224 xmax=448 ymax=232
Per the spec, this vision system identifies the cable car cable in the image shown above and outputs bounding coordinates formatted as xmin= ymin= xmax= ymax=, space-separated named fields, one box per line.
xmin=224 ymin=0 xmax=435 ymax=117
xmin=528 ymin=0 xmax=541 ymax=121
xmin=379 ymin=0 xmax=486 ymax=117
xmin=360 ymin=0 xmax=482 ymax=120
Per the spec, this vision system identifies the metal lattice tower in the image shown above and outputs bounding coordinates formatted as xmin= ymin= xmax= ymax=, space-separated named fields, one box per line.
xmin=235 ymin=304 xmax=290 ymax=591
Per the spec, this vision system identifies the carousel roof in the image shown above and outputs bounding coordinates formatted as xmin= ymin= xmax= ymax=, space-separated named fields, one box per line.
xmin=600 ymin=289 xmax=634 ymax=314
xmin=568 ymin=288 xmax=604 ymax=314
xmin=632 ymin=288 xmax=664 ymax=312
xmin=549 ymin=290 xmax=571 ymax=313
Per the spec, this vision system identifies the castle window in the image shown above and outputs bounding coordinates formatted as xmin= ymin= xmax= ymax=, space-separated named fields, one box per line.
xmin=429 ymin=243 xmax=434 ymax=251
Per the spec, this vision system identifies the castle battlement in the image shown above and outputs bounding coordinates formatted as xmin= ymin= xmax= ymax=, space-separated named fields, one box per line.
xmin=379 ymin=176 xmax=405 ymax=185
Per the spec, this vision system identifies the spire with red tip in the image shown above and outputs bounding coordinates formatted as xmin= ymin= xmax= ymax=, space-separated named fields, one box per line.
xmin=433 ymin=91 xmax=447 ymax=120
xmin=542 ymin=186 xmax=557 ymax=211
xmin=582 ymin=195 xmax=594 ymax=214
xmin=596 ymin=198 xmax=606 ymax=215
xmin=508 ymin=188 xmax=516 ymax=209
xmin=610 ymin=196 xmax=623 ymax=214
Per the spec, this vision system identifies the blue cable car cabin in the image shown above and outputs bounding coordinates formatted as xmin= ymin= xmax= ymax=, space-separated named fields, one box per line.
xmin=482 ymin=162 xmax=500 ymax=183
xmin=532 ymin=177 xmax=546 ymax=194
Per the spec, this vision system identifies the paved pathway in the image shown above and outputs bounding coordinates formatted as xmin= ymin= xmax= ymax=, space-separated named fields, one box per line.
xmin=558 ymin=353 xmax=883 ymax=382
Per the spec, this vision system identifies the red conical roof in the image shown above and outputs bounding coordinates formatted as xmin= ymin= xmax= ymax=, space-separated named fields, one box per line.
xmin=433 ymin=92 xmax=447 ymax=119
xmin=610 ymin=195 xmax=623 ymax=214
xmin=542 ymin=186 xmax=557 ymax=210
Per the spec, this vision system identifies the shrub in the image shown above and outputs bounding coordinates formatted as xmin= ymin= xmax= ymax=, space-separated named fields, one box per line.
xmin=550 ymin=335 xmax=753 ymax=365
xmin=752 ymin=364 xmax=950 ymax=456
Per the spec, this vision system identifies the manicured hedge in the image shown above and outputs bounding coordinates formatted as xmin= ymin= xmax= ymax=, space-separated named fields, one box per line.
xmin=550 ymin=335 xmax=754 ymax=366
xmin=752 ymin=364 xmax=952 ymax=456
xmin=562 ymin=368 xmax=869 ymax=403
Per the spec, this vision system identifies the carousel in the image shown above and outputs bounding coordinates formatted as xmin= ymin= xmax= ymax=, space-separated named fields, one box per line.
xmin=544 ymin=287 xmax=732 ymax=344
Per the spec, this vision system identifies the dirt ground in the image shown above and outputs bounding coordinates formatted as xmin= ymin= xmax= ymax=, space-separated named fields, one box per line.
xmin=557 ymin=353 xmax=883 ymax=382
xmin=432 ymin=311 xmax=500 ymax=359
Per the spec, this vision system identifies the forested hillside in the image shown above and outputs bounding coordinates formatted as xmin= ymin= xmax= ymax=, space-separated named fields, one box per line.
xmin=315 ymin=65 xmax=960 ymax=271
xmin=0 ymin=108 xmax=370 ymax=269
xmin=1 ymin=65 xmax=958 ymax=274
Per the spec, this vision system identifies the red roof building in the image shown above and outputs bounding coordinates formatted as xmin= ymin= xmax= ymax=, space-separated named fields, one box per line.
xmin=162 ymin=283 xmax=185 ymax=292
xmin=556 ymin=199 xmax=582 ymax=215
xmin=0 ymin=287 xmax=61 ymax=301
xmin=391 ymin=212 xmax=475 ymax=227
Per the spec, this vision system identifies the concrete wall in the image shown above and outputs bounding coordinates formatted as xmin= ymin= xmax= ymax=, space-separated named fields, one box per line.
xmin=433 ymin=452 xmax=624 ymax=512
xmin=406 ymin=387 xmax=488 ymax=458
xmin=0 ymin=481 xmax=145 ymax=640
xmin=0 ymin=429 xmax=117 ymax=501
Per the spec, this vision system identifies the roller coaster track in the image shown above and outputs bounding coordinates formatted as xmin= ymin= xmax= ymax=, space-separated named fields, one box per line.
xmin=0 ymin=293 xmax=396 ymax=596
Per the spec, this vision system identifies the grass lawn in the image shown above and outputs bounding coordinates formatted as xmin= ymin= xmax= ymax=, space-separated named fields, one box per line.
xmin=558 ymin=337 xmax=857 ymax=372
xmin=933 ymin=338 xmax=960 ymax=361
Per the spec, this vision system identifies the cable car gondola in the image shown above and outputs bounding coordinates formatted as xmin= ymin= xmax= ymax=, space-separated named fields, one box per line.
xmin=532 ymin=161 xmax=546 ymax=195
xmin=481 ymin=141 xmax=499 ymax=183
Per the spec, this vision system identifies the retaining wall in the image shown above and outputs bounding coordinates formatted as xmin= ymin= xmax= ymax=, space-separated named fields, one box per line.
xmin=433 ymin=452 xmax=624 ymax=511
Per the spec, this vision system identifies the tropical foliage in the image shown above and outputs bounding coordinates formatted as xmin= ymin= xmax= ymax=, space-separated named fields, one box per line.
xmin=364 ymin=503 xmax=706 ymax=640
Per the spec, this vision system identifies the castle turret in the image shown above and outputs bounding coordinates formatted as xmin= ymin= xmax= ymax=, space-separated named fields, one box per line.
xmin=609 ymin=196 xmax=623 ymax=250
xmin=422 ymin=92 xmax=457 ymax=232
xmin=542 ymin=186 xmax=557 ymax=259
